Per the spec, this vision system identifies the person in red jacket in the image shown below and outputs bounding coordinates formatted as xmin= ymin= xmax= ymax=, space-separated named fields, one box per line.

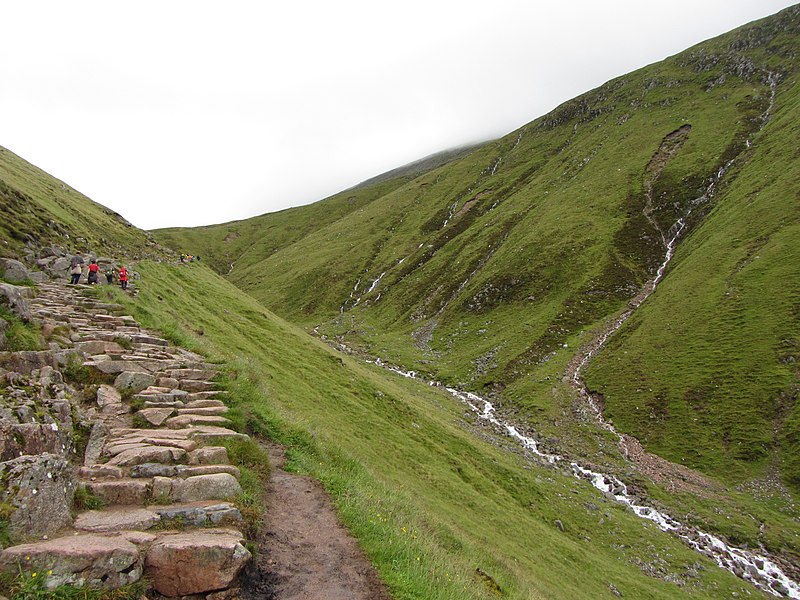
xmin=87 ymin=259 xmax=100 ymax=285
xmin=118 ymin=265 xmax=129 ymax=290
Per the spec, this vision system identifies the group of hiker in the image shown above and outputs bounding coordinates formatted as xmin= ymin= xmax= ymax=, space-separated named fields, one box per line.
xmin=179 ymin=253 xmax=200 ymax=263
xmin=68 ymin=256 xmax=129 ymax=289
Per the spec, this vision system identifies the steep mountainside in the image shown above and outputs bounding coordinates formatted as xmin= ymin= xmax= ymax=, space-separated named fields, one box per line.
xmin=155 ymin=6 xmax=800 ymax=497
xmin=0 ymin=146 xmax=164 ymax=260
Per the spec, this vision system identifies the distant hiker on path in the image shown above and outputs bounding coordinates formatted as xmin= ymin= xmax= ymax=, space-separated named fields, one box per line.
xmin=69 ymin=263 xmax=82 ymax=284
xmin=87 ymin=259 xmax=99 ymax=285
xmin=118 ymin=265 xmax=129 ymax=290
xmin=69 ymin=255 xmax=84 ymax=284
xmin=105 ymin=266 xmax=114 ymax=284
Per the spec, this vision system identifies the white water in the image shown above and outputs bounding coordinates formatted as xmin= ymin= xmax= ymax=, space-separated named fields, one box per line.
xmin=364 ymin=357 xmax=799 ymax=598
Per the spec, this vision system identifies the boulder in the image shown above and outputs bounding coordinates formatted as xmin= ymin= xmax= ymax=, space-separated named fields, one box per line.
xmin=0 ymin=535 xmax=141 ymax=589
xmin=0 ymin=258 xmax=29 ymax=283
xmin=145 ymin=529 xmax=250 ymax=596
xmin=27 ymin=271 xmax=47 ymax=284
xmin=0 ymin=453 xmax=75 ymax=539
xmin=0 ymin=282 xmax=33 ymax=321
xmin=0 ymin=351 xmax=56 ymax=375
xmin=49 ymin=257 xmax=71 ymax=276
xmin=114 ymin=371 xmax=156 ymax=393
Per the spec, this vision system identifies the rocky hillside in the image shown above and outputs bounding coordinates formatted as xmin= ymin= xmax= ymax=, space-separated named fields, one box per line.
xmin=155 ymin=6 xmax=800 ymax=496
xmin=0 ymin=277 xmax=255 ymax=597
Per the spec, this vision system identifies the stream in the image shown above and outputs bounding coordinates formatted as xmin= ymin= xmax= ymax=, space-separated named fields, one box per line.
xmin=365 ymin=357 xmax=800 ymax=599
xmin=332 ymin=70 xmax=797 ymax=597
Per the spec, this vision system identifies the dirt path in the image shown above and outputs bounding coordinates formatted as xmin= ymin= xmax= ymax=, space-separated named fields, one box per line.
xmin=240 ymin=446 xmax=392 ymax=600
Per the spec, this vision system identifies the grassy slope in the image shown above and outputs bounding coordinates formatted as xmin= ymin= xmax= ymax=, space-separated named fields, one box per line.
xmin=152 ymin=176 xmax=414 ymax=275
xmin=0 ymin=146 xmax=161 ymax=259
xmin=155 ymin=7 xmax=800 ymax=497
xmin=105 ymin=262 xmax=765 ymax=600
xmin=584 ymin=72 xmax=800 ymax=482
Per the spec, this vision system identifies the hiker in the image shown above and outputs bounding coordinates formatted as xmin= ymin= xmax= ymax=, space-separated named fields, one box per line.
xmin=104 ymin=266 xmax=114 ymax=284
xmin=69 ymin=255 xmax=84 ymax=285
xmin=69 ymin=263 xmax=82 ymax=284
xmin=118 ymin=265 xmax=129 ymax=290
xmin=87 ymin=259 xmax=99 ymax=285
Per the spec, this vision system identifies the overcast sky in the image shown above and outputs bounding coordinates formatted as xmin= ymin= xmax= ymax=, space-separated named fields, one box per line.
xmin=1 ymin=1 xmax=795 ymax=230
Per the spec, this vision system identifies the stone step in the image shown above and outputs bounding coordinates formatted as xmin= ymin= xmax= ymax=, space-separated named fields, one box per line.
xmin=80 ymin=465 xmax=124 ymax=480
xmin=181 ymin=426 xmax=247 ymax=444
xmin=129 ymin=463 xmax=240 ymax=479
xmin=166 ymin=414 xmax=232 ymax=429
xmin=148 ymin=501 xmax=242 ymax=527
xmin=0 ymin=534 xmax=143 ymax=589
xmin=74 ymin=507 xmax=161 ymax=532
xmin=105 ymin=445 xmax=188 ymax=467
xmin=143 ymin=529 xmax=250 ymax=597
xmin=142 ymin=399 xmax=186 ymax=409
xmin=178 ymin=379 xmax=218 ymax=393
xmin=151 ymin=473 xmax=242 ymax=503
xmin=186 ymin=390 xmax=226 ymax=401
xmin=137 ymin=407 xmax=176 ymax=426
xmin=84 ymin=478 xmax=151 ymax=505
xmin=188 ymin=446 xmax=230 ymax=465
xmin=168 ymin=368 xmax=220 ymax=381
xmin=176 ymin=406 xmax=228 ymax=417
xmin=185 ymin=398 xmax=226 ymax=409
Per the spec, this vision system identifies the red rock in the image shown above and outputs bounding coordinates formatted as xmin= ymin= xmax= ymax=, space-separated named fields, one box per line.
xmin=145 ymin=529 xmax=250 ymax=596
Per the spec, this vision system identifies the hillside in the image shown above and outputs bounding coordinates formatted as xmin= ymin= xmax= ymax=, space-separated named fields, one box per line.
xmin=155 ymin=5 xmax=800 ymax=501
xmin=0 ymin=170 xmax=782 ymax=598
xmin=0 ymin=146 xmax=165 ymax=261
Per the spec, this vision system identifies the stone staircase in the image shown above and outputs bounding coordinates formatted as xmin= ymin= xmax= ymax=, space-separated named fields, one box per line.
xmin=0 ymin=282 xmax=252 ymax=597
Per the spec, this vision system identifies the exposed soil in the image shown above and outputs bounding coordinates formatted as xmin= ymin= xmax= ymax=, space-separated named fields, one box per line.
xmin=240 ymin=445 xmax=392 ymax=600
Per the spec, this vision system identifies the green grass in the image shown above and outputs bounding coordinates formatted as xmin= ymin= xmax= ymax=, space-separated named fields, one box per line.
xmin=0 ymin=305 xmax=43 ymax=351
xmin=0 ymin=569 xmax=147 ymax=600
xmin=98 ymin=261 xmax=768 ymax=599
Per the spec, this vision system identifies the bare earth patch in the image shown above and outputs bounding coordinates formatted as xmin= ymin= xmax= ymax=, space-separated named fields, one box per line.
xmin=240 ymin=445 xmax=392 ymax=600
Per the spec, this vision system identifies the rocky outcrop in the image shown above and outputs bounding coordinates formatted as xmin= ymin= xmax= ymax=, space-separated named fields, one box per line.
xmin=0 ymin=281 xmax=252 ymax=597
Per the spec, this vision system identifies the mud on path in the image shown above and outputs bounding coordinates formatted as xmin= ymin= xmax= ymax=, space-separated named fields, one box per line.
xmin=240 ymin=445 xmax=392 ymax=600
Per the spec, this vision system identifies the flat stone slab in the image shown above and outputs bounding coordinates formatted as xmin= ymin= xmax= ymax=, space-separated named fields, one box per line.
xmin=166 ymin=414 xmax=232 ymax=429
xmin=150 ymin=501 xmax=242 ymax=527
xmin=0 ymin=534 xmax=141 ymax=589
xmin=85 ymin=479 xmax=150 ymax=505
xmin=129 ymin=463 xmax=241 ymax=479
xmin=185 ymin=399 xmax=226 ymax=409
xmin=74 ymin=507 xmax=161 ymax=532
xmin=179 ymin=379 xmax=217 ymax=393
xmin=85 ymin=360 xmax=149 ymax=374
xmin=176 ymin=406 xmax=228 ymax=416
xmin=165 ymin=473 xmax=242 ymax=503
xmin=138 ymin=407 xmax=175 ymax=426
xmin=108 ymin=445 xmax=187 ymax=467
xmin=168 ymin=368 xmax=220 ymax=380
xmin=145 ymin=529 xmax=250 ymax=597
